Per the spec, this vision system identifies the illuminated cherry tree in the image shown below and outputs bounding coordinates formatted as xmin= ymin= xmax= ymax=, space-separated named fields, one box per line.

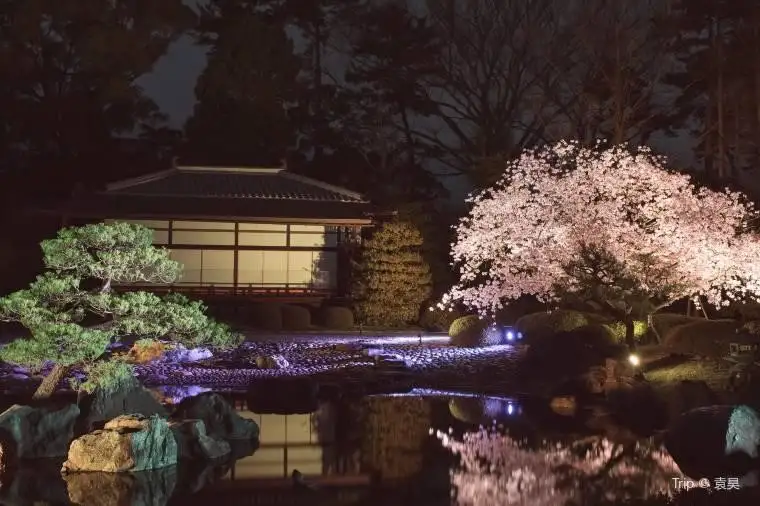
xmin=440 ymin=141 xmax=760 ymax=345
xmin=436 ymin=427 xmax=681 ymax=505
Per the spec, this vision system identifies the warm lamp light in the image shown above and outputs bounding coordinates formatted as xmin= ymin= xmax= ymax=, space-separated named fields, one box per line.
xmin=628 ymin=354 xmax=640 ymax=367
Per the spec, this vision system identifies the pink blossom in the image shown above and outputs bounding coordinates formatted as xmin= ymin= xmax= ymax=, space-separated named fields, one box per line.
xmin=440 ymin=141 xmax=760 ymax=315
xmin=436 ymin=427 xmax=682 ymax=505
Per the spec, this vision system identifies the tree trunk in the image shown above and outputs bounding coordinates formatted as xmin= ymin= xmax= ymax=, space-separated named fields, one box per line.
xmin=647 ymin=313 xmax=662 ymax=344
xmin=32 ymin=363 xmax=69 ymax=400
xmin=624 ymin=317 xmax=636 ymax=352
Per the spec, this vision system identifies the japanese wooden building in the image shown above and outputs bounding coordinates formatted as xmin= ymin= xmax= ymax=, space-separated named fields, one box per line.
xmin=53 ymin=165 xmax=373 ymax=300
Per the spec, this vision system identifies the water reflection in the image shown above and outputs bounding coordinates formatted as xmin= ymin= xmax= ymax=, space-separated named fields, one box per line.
xmin=0 ymin=393 xmax=715 ymax=506
xmin=438 ymin=427 xmax=683 ymax=506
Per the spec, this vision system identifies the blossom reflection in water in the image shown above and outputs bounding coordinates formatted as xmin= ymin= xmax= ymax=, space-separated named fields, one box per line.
xmin=436 ymin=427 xmax=682 ymax=505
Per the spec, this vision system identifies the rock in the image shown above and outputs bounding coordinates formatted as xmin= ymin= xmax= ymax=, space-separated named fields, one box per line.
xmin=0 ymin=403 xmax=80 ymax=458
xmin=255 ymin=354 xmax=290 ymax=369
xmin=169 ymin=419 xmax=230 ymax=461
xmin=173 ymin=393 xmax=259 ymax=440
xmin=549 ymin=396 xmax=576 ymax=416
xmin=64 ymin=466 xmax=177 ymax=506
xmin=62 ymin=414 xmax=177 ymax=473
xmin=161 ymin=344 xmax=213 ymax=364
xmin=665 ymin=405 xmax=760 ymax=479
xmin=79 ymin=375 xmax=168 ymax=432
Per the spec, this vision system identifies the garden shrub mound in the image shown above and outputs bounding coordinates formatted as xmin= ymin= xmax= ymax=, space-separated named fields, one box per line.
xmin=449 ymin=315 xmax=497 ymax=348
xmin=250 ymin=303 xmax=283 ymax=331
xmin=320 ymin=306 xmax=354 ymax=330
xmin=663 ymin=319 xmax=742 ymax=358
xmin=281 ymin=305 xmax=311 ymax=331
xmin=523 ymin=324 xmax=626 ymax=380
xmin=651 ymin=313 xmax=705 ymax=340
xmin=515 ymin=310 xmax=589 ymax=344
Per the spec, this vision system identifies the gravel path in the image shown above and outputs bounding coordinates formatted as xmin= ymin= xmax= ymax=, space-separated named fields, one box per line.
xmin=0 ymin=336 xmax=526 ymax=394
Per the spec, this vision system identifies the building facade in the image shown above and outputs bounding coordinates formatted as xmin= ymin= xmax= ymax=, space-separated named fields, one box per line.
xmin=54 ymin=165 xmax=373 ymax=300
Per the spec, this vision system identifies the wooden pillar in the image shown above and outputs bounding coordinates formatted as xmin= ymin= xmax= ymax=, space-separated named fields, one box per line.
xmin=233 ymin=222 xmax=239 ymax=294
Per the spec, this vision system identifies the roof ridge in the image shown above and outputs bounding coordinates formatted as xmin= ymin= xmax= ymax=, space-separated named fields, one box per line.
xmin=279 ymin=172 xmax=367 ymax=202
xmin=176 ymin=166 xmax=283 ymax=174
xmin=105 ymin=168 xmax=177 ymax=192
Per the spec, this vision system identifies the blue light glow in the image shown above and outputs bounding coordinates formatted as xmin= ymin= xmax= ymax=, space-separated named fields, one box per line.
xmin=507 ymin=403 xmax=514 ymax=415
xmin=506 ymin=331 xmax=514 ymax=341
xmin=517 ymin=332 xmax=523 ymax=339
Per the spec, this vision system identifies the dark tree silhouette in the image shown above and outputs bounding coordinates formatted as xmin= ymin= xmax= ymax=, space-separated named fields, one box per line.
xmin=182 ymin=1 xmax=300 ymax=166
xmin=0 ymin=0 xmax=194 ymax=186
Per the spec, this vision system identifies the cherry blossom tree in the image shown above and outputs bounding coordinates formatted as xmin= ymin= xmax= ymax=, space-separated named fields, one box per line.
xmin=440 ymin=141 xmax=760 ymax=348
xmin=436 ymin=427 xmax=681 ymax=505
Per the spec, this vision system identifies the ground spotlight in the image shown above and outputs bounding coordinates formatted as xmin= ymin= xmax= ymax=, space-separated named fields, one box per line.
xmin=628 ymin=354 xmax=640 ymax=367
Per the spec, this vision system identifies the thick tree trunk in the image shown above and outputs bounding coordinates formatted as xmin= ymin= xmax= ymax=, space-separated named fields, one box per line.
xmin=647 ymin=313 xmax=662 ymax=344
xmin=32 ymin=363 xmax=69 ymax=400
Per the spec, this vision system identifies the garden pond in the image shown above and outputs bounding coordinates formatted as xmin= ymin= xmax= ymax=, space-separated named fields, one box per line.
xmin=0 ymin=387 xmax=734 ymax=506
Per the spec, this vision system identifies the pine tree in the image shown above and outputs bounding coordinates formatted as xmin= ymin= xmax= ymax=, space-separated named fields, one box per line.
xmin=352 ymin=221 xmax=432 ymax=327
xmin=0 ymin=222 xmax=241 ymax=399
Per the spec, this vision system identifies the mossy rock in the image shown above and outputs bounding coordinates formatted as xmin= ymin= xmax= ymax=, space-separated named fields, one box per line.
xmin=320 ymin=306 xmax=354 ymax=330
xmin=663 ymin=319 xmax=743 ymax=358
xmin=448 ymin=315 xmax=495 ymax=348
xmin=281 ymin=304 xmax=311 ymax=331
xmin=515 ymin=310 xmax=590 ymax=343
xmin=250 ymin=302 xmax=283 ymax=331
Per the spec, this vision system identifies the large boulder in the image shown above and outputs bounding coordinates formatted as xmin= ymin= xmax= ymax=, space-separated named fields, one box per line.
xmin=62 ymin=415 xmax=177 ymax=473
xmin=665 ymin=405 xmax=760 ymax=479
xmin=63 ymin=467 xmax=177 ymax=506
xmin=172 ymin=393 xmax=259 ymax=440
xmin=169 ymin=419 xmax=230 ymax=461
xmin=78 ymin=375 xmax=168 ymax=432
xmin=0 ymin=403 xmax=80 ymax=458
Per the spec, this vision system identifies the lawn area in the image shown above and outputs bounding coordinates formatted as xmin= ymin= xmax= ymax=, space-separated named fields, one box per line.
xmin=638 ymin=345 xmax=731 ymax=392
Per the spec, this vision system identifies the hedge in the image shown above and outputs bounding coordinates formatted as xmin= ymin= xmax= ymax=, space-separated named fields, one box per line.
xmin=320 ymin=306 xmax=354 ymax=330
xmin=514 ymin=310 xmax=590 ymax=343
xmin=663 ymin=319 xmax=742 ymax=358
xmin=448 ymin=315 xmax=498 ymax=348
xmin=281 ymin=304 xmax=312 ymax=331
xmin=250 ymin=302 xmax=283 ymax=331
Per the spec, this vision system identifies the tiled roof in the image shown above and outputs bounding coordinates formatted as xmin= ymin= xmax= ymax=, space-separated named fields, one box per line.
xmin=38 ymin=166 xmax=374 ymax=223
xmin=105 ymin=166 xmax=367 ymax=203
